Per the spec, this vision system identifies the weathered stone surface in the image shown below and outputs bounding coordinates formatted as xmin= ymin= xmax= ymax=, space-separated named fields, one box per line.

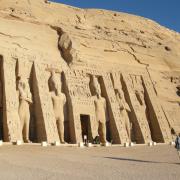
xmin=0 ymin=0 xmax=179 ymax=144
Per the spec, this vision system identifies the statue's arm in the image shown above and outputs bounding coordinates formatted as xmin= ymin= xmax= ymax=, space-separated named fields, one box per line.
xmin=125 ymin=102 xmax=131 ymax=112
xmin=26 ymin=93 xmax=33 ymax=104
xmin=91 ymin=95 xmax=97 ymax=101
xmin=63 ymin=94 xmax=67 ymax=105
xmin=104 ymin=98 xmax=107 ymax=110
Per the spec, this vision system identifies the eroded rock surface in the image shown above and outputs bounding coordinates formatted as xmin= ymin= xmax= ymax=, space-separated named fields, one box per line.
xmin=0 ymin=0 xmax=179 ymax=144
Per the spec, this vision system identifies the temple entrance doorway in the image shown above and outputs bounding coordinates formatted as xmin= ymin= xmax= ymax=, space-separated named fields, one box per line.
xmin=80 ymin=114 xmax=93 ymax=143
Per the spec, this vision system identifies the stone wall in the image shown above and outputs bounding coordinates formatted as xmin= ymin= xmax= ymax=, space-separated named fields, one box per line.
xmin=0 ymin=0 xmax=179 ymax=144
xmin=0 ymin=51 xmax=178 ymax=144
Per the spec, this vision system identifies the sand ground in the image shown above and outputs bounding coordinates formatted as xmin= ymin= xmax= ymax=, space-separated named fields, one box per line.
xmin=0 ymin=144 xmax=179 ymax=180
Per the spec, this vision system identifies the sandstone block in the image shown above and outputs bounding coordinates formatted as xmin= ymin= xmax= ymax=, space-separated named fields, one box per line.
xmin=170 ymin=142 xmax=175 ymax=145
xmin=148 ymin=142 xmax=153 ymax=147
xmin=129 ymin=142 xmax=134 ymax=147
xmin=78 ymin=142 xmax=84 ymax=148
xmin=15 ymin=140 xmax=22 ymax=146
xmin=41 ymin=142 xmax=48 ymax=147
xmin=124 ymin=142 xmax=129 ymax=147
xmin=87 ymin=143 xmax=92 ymax=147
xmin=53 ymin=141 xmax=60 ymax=146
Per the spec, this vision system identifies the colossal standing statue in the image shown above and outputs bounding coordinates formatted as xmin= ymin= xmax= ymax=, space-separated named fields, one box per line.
xmin=115 ymin=88 xmax=132 ymax=141
xmin=50 ymin=71 xmax=66 ymax=143
xmin=18 ymin=77 xmax=32 ymax=143
xmin=93 ymin=76 xmax=107 ymax=144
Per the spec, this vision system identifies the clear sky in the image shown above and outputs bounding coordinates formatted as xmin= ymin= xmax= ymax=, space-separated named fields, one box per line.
xmin=50 ymin=0 xmax=180 ymax=32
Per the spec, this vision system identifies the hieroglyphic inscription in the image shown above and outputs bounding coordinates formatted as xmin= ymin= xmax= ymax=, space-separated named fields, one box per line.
xmin=33 ymin=62 xmax=59 ymax=143
xmin=142 ymin=75 xmax=172 ymax=142
xmin=65 ymin=70 xmax=97 ymax=143
xmin=102 ymin=73 xmax=129 ymax=144
xmin=122 ymin=73 xmax=152 ymax=143
xmin=3 ymin=57 xmax=22 ymax=142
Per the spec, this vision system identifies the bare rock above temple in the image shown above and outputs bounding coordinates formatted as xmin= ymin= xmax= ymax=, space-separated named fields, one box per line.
xmin=0 ymin=0 xmax=180 ymax=70
xmin=0 ymin=0 xmax=179 ymax=144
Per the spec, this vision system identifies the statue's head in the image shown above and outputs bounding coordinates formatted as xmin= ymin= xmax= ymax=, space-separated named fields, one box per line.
xmin=92 ymin=76 xmax=101 ymax=97
xmin=115 ymin=88 xmax=123 ymax=99
xmin=51 ymin=70 xmax=62 ymax=94
xmin=18 ymin=76 xmax=28 ymax=90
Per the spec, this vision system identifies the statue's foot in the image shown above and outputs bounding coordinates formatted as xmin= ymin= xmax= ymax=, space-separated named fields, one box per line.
xmin=24 ymin=139 xmax=31 ymax=143
xmin=61 ymin=141 xmax=67 ymax=144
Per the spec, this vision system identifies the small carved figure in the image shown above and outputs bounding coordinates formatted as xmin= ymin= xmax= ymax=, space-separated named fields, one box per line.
xmin=132 ymin=76 xmax=146 ymax=106
xmin=115 ymin=88 xmax=132 ymax=141
xmin=50 ymin=71 xmax=66 ymax=143
xmin=135 ymin=89 xmax=145 ymax=106
xmin=93 ymin=76 xmax=107 ymax=144
xmin=18 ymin=77 xmax=32 ymax=143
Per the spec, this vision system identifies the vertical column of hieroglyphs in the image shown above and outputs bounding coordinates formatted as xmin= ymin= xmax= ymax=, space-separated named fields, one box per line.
xmin=64 ymin=70 xmax=82 ymax=143
xmin=2 ymin=55 xmax=22 ymax=142
xmin=102 ymin=73 xmax=129 ymax=144
xmin=111 ymin=72 xmax=133 ymax=143
xmin=122 ymin=73 xmax=152 ymax=143
xmin=33 ymin=62 xmax=59 ymax=143
xmin=142 ymin=75 xmax=172 ymax=142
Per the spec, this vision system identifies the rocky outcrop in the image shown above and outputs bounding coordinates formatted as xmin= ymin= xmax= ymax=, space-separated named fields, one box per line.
xmin=0 ymin=0 xmax=179 ymax=144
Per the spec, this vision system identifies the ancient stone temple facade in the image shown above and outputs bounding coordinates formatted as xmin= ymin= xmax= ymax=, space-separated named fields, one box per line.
xmin=0 ymin=0 xmax=179 ymax=144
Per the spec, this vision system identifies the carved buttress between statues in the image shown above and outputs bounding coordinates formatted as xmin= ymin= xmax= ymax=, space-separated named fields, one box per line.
xmin=130 ymin=75 xmax=152 ymax=141
xmin=49 ymin=70 xmax=67 ymax=143
xmin=92 ymin=76 xmax=107 ymax=144
xmin=0 ymin=56 xmax=178 ymax=144
xmin=18 ymin=76 xmax=32 ymax=143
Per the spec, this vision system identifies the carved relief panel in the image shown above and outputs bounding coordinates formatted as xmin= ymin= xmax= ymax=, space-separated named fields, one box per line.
xmin=2 ymin=55 xmax=22 ymax=142
xmin=122 ymin=73 xmax=152 ymax=143
xmin=150 ymin=71 xmax=180 ymax=136
xmin=33 ymin=63 xmax=59 ymax=143
xmin=111 ymin=72 xmax=133 ymax=142
xmin=100 ymin=73 xmax=129 ymax=144
xmin=65 ymin=69 xmax=97 ymax=143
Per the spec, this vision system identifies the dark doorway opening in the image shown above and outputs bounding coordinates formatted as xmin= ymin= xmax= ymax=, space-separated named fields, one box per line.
xmin=80 ymin=115 xmax=93 ymax=143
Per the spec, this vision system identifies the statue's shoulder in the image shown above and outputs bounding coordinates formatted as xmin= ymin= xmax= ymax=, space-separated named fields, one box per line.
xmin=62 ymin=93 xmax=66 ymax=98
xmin=92 ymin=95 xmax=97 ymax=101
xmin=101 ymin=96 xmax=106 ymax=102
xmin=62 ymin=93 xmax=66 ymax=102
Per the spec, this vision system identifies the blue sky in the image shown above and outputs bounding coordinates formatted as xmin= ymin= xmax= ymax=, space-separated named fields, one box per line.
xmin=51 ymin=0 xmax=180 ymax=32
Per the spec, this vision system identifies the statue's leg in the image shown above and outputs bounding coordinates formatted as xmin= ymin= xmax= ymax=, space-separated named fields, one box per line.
xmin=57 ymin=119 xmax=65 ymax=143
xmin=19 ymin=110 xmax=25 ymax=141
xmin=125 ymin=117 xmax=131 ymax=142
xmin=102 ymin=122 xmax=107 ymax=143
xmin=24 ymin=113 xmax=30 ymax=143
xmin=99 ymin=122 xmax=106 ymax=143
xmin=98 ymin=121 xmax=102 ymax=141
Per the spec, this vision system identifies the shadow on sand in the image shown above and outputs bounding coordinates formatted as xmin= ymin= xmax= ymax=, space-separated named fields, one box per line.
xmin=104 ymin=157 xmax=180 ymax=165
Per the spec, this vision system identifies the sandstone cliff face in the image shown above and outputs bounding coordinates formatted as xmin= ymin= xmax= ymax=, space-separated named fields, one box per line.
xmin=0 ymin=0 xmax=179 ymax=144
